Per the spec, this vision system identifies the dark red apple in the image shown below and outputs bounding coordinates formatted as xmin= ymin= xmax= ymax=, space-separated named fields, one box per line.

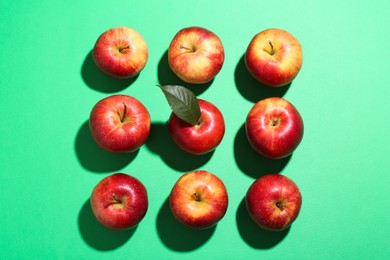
xmin=89 ymin=94 xmax=150 ymax=153
xmin=90 ymin=173 xmax=148 ymax=230
xmin=246 ymin=174 xmax=302 ymax=231
xmin=169 ymin=170 xmax=228 ymax=229
xmin=245 ymin=97 xmax=304 ymax=159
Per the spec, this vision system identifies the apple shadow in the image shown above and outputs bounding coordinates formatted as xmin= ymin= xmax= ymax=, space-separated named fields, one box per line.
xmin=157 ymin=50 xmax=212 ymax=96
xmin=236 ymin=198 xmax=290 ymax=249
xmin=75 ymin=120 xmax=139 ymax=173
xmin=145 ymin=122 xmax=213 ymax=172
xmin=234 ymin=54 xmax=291 ymax=103
xmin=78 ymin=199 xmax=137 ymax=251
xmin=81 ymin=50 xmax=139 ymax=93
xmin=234 ymin=124 xmax=291 ymax=179
xmin=156 ymin=197 xmax=216 ymax=252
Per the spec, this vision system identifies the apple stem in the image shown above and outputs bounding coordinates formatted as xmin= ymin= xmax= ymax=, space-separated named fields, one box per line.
xmin=180 ymin=44 xmax=196 ymax=53
xmin=112 ymin=193 xmax=121 ymax=203
xmin=119 ymin=45 xmax=130 ymax=53
xmin=193 ymin=192 xmax=201 ymax=202
xmin=268 ymin=40 xmax=275 ymax=55
xmin=120 ymin=103 xmax=127 ymax=123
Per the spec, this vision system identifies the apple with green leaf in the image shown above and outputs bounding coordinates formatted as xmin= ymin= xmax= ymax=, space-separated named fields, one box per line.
xmin=93 ymin=26 xmax=148 ymax=78
xmin=157 ymin=85 xmax=225 ymax=155
xmin=245 ymin=28 xmax=303 ymax=87
xmin=90 ymin=173 xmax=148 ymax=230
xmin=168 ymin=26 xmax=225 ymax=84
xmin=169 ymin=170 xmax=229 ymax=229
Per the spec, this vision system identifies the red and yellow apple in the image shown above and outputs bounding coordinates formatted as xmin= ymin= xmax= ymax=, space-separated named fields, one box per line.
xmin=168 ymin=26 xmax=225 ymax=84
xmin=89 ymin=94 xmax=151 ymax=153
xmin=246 ymin=174 xmax=302 ymax=231
xmin=90 ymin=173 xmax=148 ymax=230
xmin=93 ymin=26 xmax=148 ymax=78
xmin=169 ymin=170 xmax=229 ymax=229
xmin=245 ymin=97 xmax=304 ymax=159
xmin=245 ymin=28 xmax=303 ymax=87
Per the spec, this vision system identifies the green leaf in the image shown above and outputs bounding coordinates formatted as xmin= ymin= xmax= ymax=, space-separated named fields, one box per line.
xmin=157 ymin=84 xmax=201 ymax=125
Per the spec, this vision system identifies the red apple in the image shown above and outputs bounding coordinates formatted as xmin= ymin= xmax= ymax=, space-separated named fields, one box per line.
xmin=169 ymin=170 xmax=228 ymax=229
xmin=89 ymin=94 xmax=151 ymax=153
xmin=246 ymin=174 xmax=302 ymax=231
xmin=168 ymin=26 xmax=225 ymax=84
xmin=168 ymin=99 xmax=225 ymax=155
xmin=93 ymin=26 xmax=148 ymax=78
xmin=245 ymin=28 xmax=303 ymax=87
xmin=90 ymin=173 xmax=148 ymax=230
xmin=245 ymin=97 xmax=304 ymax=159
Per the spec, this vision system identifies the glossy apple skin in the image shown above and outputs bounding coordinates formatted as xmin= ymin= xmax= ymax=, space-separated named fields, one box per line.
xmin=245 ymin=28 xmax=303 ymax=87
xmin=89 ymin=94 xmax=151 ymax=153
xmin=168 ymin=26 xmax=225 ymax=84
xmin=93 ymin=26 xmax=148 ymax=78
xmin=246 ymin=97 xmax=303 ymax=159
xmin=169 ymin=170 xmax=228 ymax=229
xmin=168 ymin=99 xmax=225 ymax=155
xmin=246 ymin=174 xmax=302 ymax=231
xmin=90 ymin=173 xmax=148 ymax=230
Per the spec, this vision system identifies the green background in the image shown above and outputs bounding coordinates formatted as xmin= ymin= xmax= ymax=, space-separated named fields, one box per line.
xmin=1 ymin=0 xmax=389 ymax=259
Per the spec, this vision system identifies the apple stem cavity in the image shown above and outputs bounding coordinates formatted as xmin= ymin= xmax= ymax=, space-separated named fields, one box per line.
xmin=180 ymin=44 xmax=196 ymax=53
xmin=271 ymin=117 xmax=280 ymax=127
xmin=276 ymin=201 xmax=286 ymax=210
xmin=119 ymin=45 xmax=130 ymax=53
xmin=193 ymin=192 xmax=201 ymax=202
xmin=120 ymin=103 xmax=127 ymax=123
